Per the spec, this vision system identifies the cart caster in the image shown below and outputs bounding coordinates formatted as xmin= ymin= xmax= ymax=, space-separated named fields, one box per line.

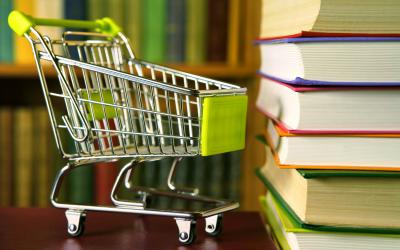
xmin=205 ymin=214 xmax=223 ymax=236
xmin=175 ymin=218 xmax=197 ymax=245
xmin=65 ymin=210 xmax=86 ymax=237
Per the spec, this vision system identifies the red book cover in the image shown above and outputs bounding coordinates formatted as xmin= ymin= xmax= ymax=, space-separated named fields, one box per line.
xmin=256 ymin=31 xmax=400 ymax=42
xmin=207 ymin=0 xmax=228 ymax=62
xmin=95 ymin=119 xmax=119 ymax=205
xmin=95 ymin=161 xmax=118 ymax=205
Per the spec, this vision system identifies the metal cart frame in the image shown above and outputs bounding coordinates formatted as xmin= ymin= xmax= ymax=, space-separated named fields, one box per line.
xmin=8 ymin=11 xmax=247 ymax=244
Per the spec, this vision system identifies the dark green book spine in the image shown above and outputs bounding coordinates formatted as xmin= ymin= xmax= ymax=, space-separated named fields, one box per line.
xmin=1 ymin=0 xmax=14 ymax=63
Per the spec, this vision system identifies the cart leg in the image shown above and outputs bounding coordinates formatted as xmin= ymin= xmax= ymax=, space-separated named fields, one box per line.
xmin=110 ymin=160 xmax=144 ymax=208
xmin=167 ymin=157 xmax=199 ymax=195
xmin=205 ymin=214 xmax=223 ymax=236
xmin=50 ymin=163 xmax=73 ymax=206
xmin=66 ymin=209 xmax=86 ymax=237
xmin=175 ymin=218 xmax=197 ymax=245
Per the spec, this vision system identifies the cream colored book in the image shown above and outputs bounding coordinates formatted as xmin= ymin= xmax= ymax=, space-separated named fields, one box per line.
xmin=256 ymin=145 xmax=400 ymax=229
xmin=266 ymin=119 xmax=400 ymax=170
xmin=260 ymin=193 xmax=400 ymax=250
xmin=260 ymin=0 xmax=400 ymax=38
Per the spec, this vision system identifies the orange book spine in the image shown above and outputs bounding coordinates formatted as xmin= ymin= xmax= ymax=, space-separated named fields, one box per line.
xmin=14 ymin=0 xmax=35 ymax=64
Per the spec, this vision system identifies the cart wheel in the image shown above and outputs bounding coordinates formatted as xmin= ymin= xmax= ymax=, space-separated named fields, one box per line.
xmin=175 ymin=219 xmax=197 ymax=245
xmin=205 ymin=214 xmax=223 ymax=236
xmin=65 ymin=210 xmax=86 ymax=237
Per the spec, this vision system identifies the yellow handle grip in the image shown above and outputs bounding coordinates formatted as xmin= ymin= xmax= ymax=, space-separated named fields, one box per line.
xmin=8 ymin=10 xmax=121 ymax=36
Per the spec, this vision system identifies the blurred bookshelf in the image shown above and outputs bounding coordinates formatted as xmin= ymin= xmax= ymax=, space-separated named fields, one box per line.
xmin=0 ymin=0 xmax=264 ymax=211
xmin=0 ymin=63 xmax=255 ymax=79
xmin=0 ymin=0 xmax=259 ymax=79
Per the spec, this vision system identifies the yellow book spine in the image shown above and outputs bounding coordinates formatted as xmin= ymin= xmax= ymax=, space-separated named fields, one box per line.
xmin=14 ymin=0 xmax=35 ymax=64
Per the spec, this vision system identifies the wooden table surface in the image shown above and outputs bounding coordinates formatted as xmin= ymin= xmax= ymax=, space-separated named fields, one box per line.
xmin=0 ymin=208 xmax=277 ymax=250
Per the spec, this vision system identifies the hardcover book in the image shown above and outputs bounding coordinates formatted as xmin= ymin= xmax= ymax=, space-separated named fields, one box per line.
xmin=256 ymin=77 xmax=400 ymax=132
xmin=257 ymin=37 xmax=400 ymax=86
xmin=260 ymin=0 xmax=400 ymax=39
xmin=256 ymin=146 xmax=400 ymax=229
xmin=263 ymin=120 xmax=400 ymax=170
xmin=260 ymin=193 xmax=400 ymax=250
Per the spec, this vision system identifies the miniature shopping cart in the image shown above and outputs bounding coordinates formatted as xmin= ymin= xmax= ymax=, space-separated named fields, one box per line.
xmin=8 ymin=11 xmax=247 ymax=244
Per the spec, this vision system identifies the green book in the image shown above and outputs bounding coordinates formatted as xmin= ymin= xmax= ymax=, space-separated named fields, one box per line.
xmin=185 ymin=0 xmax=207 ymax=64
xmin=189 ymin=156 xmax=206 ymax=211
xmin=226 ymin=151 xmax=242 ymax=201
xmin=171 ymin=157 xmax=190 ymax=210
xmin=260 ymin=193 xmax=400 ymax=250
xmin=0 ymin=0 xmax=14 ymax=63
xmin=107 ymin=0 xmax=124 ymax=32
xmin=124 ymin=0 xmax=142 ymax=57
xmin=142 ymin=0 xmax=167 ymax=63
xmin=88 ymin=0 xmax=107 ymax=20
xmin=256 ymin=145 xmax=400 ymax=232
xmin=206 ymin=154 xmax=224 ymax=198
xmin=156 ymin=157 xmax=173 ymax=209
xmin=66 ymin=136 xmax=94 ymax=205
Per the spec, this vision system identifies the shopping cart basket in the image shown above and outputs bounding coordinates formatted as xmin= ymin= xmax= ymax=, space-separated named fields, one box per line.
xmin=8 ymin=11 xmax=248 ymax=244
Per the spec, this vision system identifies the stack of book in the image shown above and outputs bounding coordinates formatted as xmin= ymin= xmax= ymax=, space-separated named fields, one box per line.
xmin=255 ymin=0 xmax=400 ymax=249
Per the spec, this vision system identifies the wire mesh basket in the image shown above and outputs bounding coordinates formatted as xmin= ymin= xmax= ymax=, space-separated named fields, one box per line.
xmin=8 ymin=10 xmax=247 ymax=244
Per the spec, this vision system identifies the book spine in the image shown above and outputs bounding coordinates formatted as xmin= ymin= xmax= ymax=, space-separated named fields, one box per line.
xmin=35 ymin=0 xmax=64 ymax=40
xmin=0 ymin=108 xmax=13 ymax=206
xmin=33 ymin=107 xmax=50 ymax=207
xmin=227 ymin=0 xmax=240 ymax=66
xmin=0 ymin=0 xmax=14 ymax=63
xmin=185 ymin=0 xmax=207 ymax=64
xmin=88 ymin=0 xmax=107 ymax=19
xmin=189 ymin=156 xmax=206 ymax=210
xmin=94 ymin=119 xmax=119 ymax=205
xmin=107 ymin=0 xmax=124 ymax=29
xmin=49 ymin=109 xmax=67 ymax=203
xmin=63 ymin=0 xmax=93 ymax=205
xmin=142 ymin=0 xmax=167 ymax=62
xmin=172 ymin=157 xmax=190 ymax=210
xmin=157 ymin=158 xmax=173 ymax=209
xmin=166 ymin=0 xmax=186 ymax=62
xmin=14 ymin=108 xmax=34 ymax=207
xmin=14 ymin=0 xmax=35 ymax=64
xmin=64 ymin=0 xmax=88 ymax=59
xmin=124 ymin=0 xmax=142 ymax=57
xmin=206 ymin=0 xmax=228 ymax=62
xmin=64 ymin=0 xmax=88 ymax=21
xmin=207 ymin=154 xmax=224 ymax=198
xmin=227 ymin=151 xmax=242 ymax=201
xmin=95 ymin=162 xmax=118 ymax=205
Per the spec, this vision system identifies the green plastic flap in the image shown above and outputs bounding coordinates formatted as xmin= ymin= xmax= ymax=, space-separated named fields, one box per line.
xmin=81 ymin=90 xmax=120 ymax=121
xmin=200 ymin=95 xmax=247 ymax=156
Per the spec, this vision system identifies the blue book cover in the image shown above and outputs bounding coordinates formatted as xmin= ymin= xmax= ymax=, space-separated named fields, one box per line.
xmin=64 ymin=0 xmax=88 ymax=59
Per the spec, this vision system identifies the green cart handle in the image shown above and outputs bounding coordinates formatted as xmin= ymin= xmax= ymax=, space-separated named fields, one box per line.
xmin=8 ymin=10 xmax=121 ymax=37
